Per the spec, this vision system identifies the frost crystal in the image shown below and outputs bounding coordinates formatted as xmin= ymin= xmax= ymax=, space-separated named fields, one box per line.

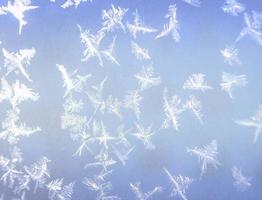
xmin=0 ymin=78 xmax=39 ymax=110
xmin=0 ymin=110 xmax=41 ymax=144
xmin=162 ymin=88 xmax=185 ymax=130
xmin=131 ymin=41 xmax=151 ymax=60
xmin=113 ymin=145 xmax=135 ymax=166
xmin=130 ymin=182 xmax=162 ymax=200
xmin=2 ymin=48 xmax=36 ymax=82
xmin=183 ymin=73 xmax=212 ymax=92
xmin=222 ymin=0 xmax=245 ymax=16
xmin=78 ymin=25 xmax=105 ymax=65
xmin=83 ymin=172 xmax=120 ymax=200
xmin=220 ymin=72 xmax=247 ymax=99
xmin=95 ymin=122 xmax=116 ymax=150
xmin=132 ymin=124 xmax=155 ymax=150
xmin=232 ymin=166 xmax=251 ymax=191
xmin=164 ymin=168 xmax=193 ymax=200
xmin=182 ymin=0 xmax=201 ymax=7
xmin=127 ymin=10 xmax=157 ymax=38
xmin=156 ymin=5 xmax=180 ymax=42
xmin=187 ymin=140 xmax=220 ymax=178
xmin=220 ymin=46 xmax=241 ymax=65
xmin=183 ymin=95 xmax=203 ymax=124
xmin=134 ymin=64 xmax=161 ymax=91
xmin=101 ymin=5 xmax=128 ymax=33
xmin=57 ymin=64 xmax=91 ymax=97
xmin=61 ymin=0 xmax=92 ymax=9
xmin=124 ymin=90 xmax=143 ymax=119
xmin=101 ymin=36 xmax=120 ymax=66
xmin=115 ymin=125 xmax=131 ymax=147
xmin=86 ymin=77 xmax=107 ymax=113
xmin=78 ymin=25 xmax=119 ymax=66
xmin=73 ymin=130 xmax=94 ymax=156
xmin=24 ymin=157 xmax=51 ymax=191
xmin=235 ymin=105 xmax=262 ymax=143
xmin=236 ymin=11 xmax=262 ymax=45
xmin=0 ymin=0 xmax=38 ymax=34
xmin=47 ymin=180 xmax=75 ymax=200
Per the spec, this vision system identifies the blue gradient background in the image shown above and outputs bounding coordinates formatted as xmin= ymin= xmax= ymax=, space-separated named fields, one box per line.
xmin=0 ymin=0 xmax=262 ymax=199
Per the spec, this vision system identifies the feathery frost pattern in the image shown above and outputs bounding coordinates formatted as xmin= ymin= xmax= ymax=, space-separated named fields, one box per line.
xmin=235 ymin=105 xmax=262 ymax=143
xmin=0 ymin=0 xmax=38 ymax=34
xmin=156 ymin=5 xmax=180 ymax=42
xmin=182 ymin=0 xmax=201 ymax=7
xmin=101 ymin=5 xmax=128 ymax=33
xmin=187 ymin=140 xmax=220 ymax=178
xmin=130 ymin=182 xmax=162 ymax=200
xmin=220 ymin=72 xmax=247 ymax=99
xmin=164 ymin=168 xmax=193 ymax=200
xmin=61 ymin=0 xmax=92 ymax=9
xmin=237 ymin=11 xmax=262 ymax=45
xmin=131 ymin=41 xmax=151 ymax=61
xmin=78 ymin=24 xmax=119 ymax=66
xmin=183 ymin=73 xmax=212 ymax=92
xmin=2 ymin=48 xmax=36 ymax=82
xmin=132 ymin=124 xmax=156 ymax=150
xmin=232 ymin=166 xmax=251 ymax=191
xmin=222 ymin=0 xmax=245 ymax=16
xmin=0 ymin=0 xmax=261 ymax=199
xmin=134 ymin=64 xmax=161 ymax=91
xmin=127 ymin=10 xmax=157 ymax=39
xmin=162 ymin=88 xmax=185 ymax=130
xmin=220 ymin=46 xmax=241 ymax=65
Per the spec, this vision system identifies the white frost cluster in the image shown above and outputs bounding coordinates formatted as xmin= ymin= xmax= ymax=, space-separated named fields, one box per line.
xmin=0 ymin=0 xmax=38 ymax=34
xmin=232 ymin=166 xmax=251 ymax=191
xmin=235 ymin=105 xmax=262 ymax=143
xmin=237 ymin=11 xmax=262 ymax=45
xmin=187 ymin=140 xmax=220 ymax=178
xmin=220 ymin=72 xmax=247 ymax=99
xmin=222 ymin=0 xmax=245 ymax=16
xmin=156 ymin=5 xmax=180 ymax=42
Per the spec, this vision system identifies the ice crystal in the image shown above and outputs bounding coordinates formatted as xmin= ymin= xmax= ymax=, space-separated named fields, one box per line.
xmin=156 ymin=5 xmax=180 ymax=42
xmin=130 ymin=182 xmax=162 ymax=200
xmin=24 ymin=157 xmax=51 ymax=191
xmin=162 ymin=88 xmax=185 ymax=130
xmin=164 ymin=168 xmax=193 ymax=200
xmin=112 ymin=145 xmax=135 ymax=166
xmin=0 ymin=78 xmax=39 ymax=110
xmin=95 ymin=122 xmax=116 ymax=150
xmin=220 ymin=72 xmax=247 ymax=99
xmin=187 ymin=140 xmax=220 ymax=178
xmin=127 ymin=10 xmax=157 ymax=39
xmin=183 ymin=95 xmax=203 ymax=124
xmin=132 ymin=124 xmax=155 ymax=150
xmin=124 ymin=90 xmax=143 ymax=120
xmin=57 ymin=64 xmax=91 ymax=97
xmin=182 ymin=0 xmax=201 ymax=7
xmin=101 ymin=5 xmax=128 ymax=33
xmin=222 ymin=0 xmax=245 ymax=16
xmin=134 ymin=64 xmax=161 ymax=91
xmin=61 ymin=0 xmax=92 ymax=9
xmin=2 ymin=48 xmax=36 ymax=82
xmin=232 ymin=166 xmax=251 ymax=191
xmin=236 ymin=11 xmax=262 ymax=45
xmin=183 ymin=73 xmax=212 ymax=92
xmin=235 ymin=105 xmax=262 ymax=143
xmin=220 ymin=46 xmax=241 ymax=65
xmin=131 ymin=41 xmax=151 ymax=60
xmin=78 ymin=25 xmax=119 ymax=66
xmin=0 ymin=0 xmax=38 ymax=34
xmin=0 ymin=110 xmax=41 ymax=144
